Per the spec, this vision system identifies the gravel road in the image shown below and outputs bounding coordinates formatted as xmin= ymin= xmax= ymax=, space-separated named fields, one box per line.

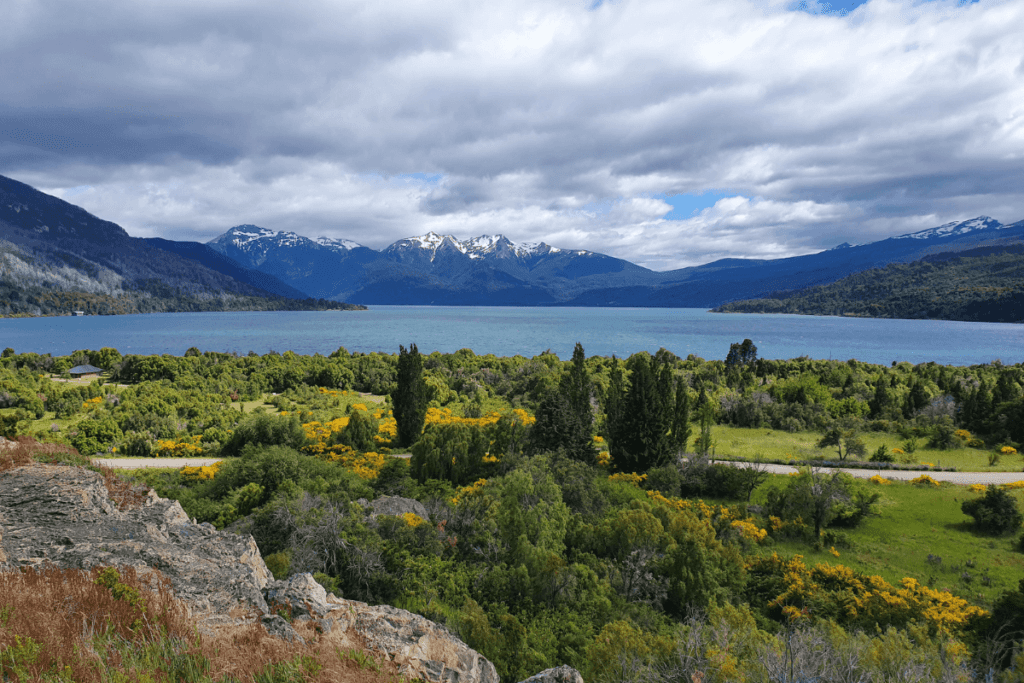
xmin=92 ymin=458 xmax=224 ymax=469
xmin=93 ymin=456 xmax=1023 ymax=486
xmin=727 ymin=460 xmax=1024 ymax=486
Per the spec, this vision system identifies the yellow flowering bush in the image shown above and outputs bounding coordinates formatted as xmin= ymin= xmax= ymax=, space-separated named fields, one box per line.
xmin=968 ymin=484 xmax=987 ymax=494
xmin=1000 ymin=446 xmax=1017 ymax=456
xmin=892 ymin=447 xmax=906 ymax=456
xmin=596 ymin=451 xmax=612 ymax=468
xmin=451 ymin=478 xmax=488 ymax=505
xmin=646 ymin=490 xmax=767 ymax=544
xmin=747 ymin=553 xmax=987 ymax=635
xmin=608 ymin=472 xmax=647 ymax=487
xmin=323 ymin=446 xmax=385 ymax=479
xmin=154 ymin=435 xmax=204 ymax=458
xmin=731 ymin=519 xmax=769 ymax=543
xmin=180 ymin=461 xmax=222 ymax=481
xmin=82 ymin=396 xmax=103 ymax=410
xmin=954 ymin=429 xmax=971 ymax=440
xmin=910 ymin=474 xmax=941 ymax=487
xmin=868 ymin=475 xmax=892 ymax=486
xmin=400 ymin=512 xmax=425 ymax=528
xmin=1001 ymin=480 xmax=1024 ymax=490
xmin=376 ymin=416 xmax=397 ymax=443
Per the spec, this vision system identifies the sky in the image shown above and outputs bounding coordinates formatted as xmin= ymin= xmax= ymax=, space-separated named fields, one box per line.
xmin=1 ymin=0 xmax=1021 ymax=272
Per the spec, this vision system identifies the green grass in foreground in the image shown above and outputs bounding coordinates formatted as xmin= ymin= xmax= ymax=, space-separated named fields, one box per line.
xmin=713 ymin=424 xmax=1024 ymax=472
xmin=750 ymin=473 xmax=1024 ymax=607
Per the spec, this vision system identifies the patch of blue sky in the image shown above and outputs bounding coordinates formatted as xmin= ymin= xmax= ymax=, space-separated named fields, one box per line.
xmin=59 ymin=185 xmax=93 ymax=199
xmin=394 ymin=172 xmax=443 ymax=184
xmin=658 ymin=190 xmax=736 ymax=220
xmin=788 ymin=0 xmax=977 ymax=16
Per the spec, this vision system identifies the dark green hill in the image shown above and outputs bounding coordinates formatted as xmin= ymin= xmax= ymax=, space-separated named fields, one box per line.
xmin=712 ymin=246 xmax=1024 ymax=323
xmin=0 ymin=174 xmax=364 ymax=316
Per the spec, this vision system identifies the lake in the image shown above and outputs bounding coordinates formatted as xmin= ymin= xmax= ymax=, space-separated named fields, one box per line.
xmin=1 ymin=307 xmax=1021 ymax=366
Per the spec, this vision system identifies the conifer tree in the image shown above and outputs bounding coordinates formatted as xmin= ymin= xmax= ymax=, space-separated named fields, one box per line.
xmin=531 ymin=342 xmax=596 ymax=461
xmin=608 ymin=353 xmax=672 ymax=472
xmin=393 ymin=343 xmax=427 ymax=448
xmin=670 ymin=375 xmax=691 ymax=452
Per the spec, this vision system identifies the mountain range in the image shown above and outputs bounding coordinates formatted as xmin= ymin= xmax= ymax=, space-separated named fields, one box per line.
xmin=3 ymin=171 xmax=1023 ymax=315
xmin=205 ymin=216 xmax=1024 ymax=308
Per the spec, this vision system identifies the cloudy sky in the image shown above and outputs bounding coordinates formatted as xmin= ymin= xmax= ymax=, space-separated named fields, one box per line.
xmin=2 ymin=0 xmax=1022 ymax=271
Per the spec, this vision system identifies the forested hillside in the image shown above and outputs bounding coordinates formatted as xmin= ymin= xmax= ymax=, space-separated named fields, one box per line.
xmin=0 ymin=174 xmax=364 ymax=316
xmin=4 ymin=343 xmax=1024 ymax=681
xmin=714 ymin=247 xmax=1024 ymax=322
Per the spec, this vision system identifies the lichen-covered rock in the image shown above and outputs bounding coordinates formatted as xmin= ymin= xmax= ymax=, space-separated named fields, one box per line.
xmin=367 ymin=495 xmax=429 ymax=520
xmin=265 ymin=572 xmax=498 ymax=683
xmin=0 ymin=463 xmax=270 ymax=619
xmin=1 ymin=463 xmax=499 ymax=683
xmin=265 ymin=572 xmax=332 ymax=619
xmin=326 ymin=595 xmax=498 ymax=683
xmin=518 ymin=665 xmax=585 ymax=683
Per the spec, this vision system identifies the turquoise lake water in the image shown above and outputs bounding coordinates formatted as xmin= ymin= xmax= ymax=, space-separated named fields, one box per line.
xmin=1 ymin=307 xmax=1021 ymax=366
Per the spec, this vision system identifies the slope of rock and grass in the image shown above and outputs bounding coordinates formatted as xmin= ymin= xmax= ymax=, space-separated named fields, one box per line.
xmin=0 ymin=437 xmax=498 ymax=683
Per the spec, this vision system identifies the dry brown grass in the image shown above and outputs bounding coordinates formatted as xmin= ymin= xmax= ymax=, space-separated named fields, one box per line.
xmin=0 ymin=436 xmax=150 ymax=510
xmin=0 ymin=565 xmax=406 ymax=683
xmin=0 ymin=435 xmax=88 ymax=472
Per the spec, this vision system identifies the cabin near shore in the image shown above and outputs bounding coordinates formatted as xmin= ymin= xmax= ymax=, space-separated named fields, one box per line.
xmin=68 ymin=364 xmax=104 ymax=378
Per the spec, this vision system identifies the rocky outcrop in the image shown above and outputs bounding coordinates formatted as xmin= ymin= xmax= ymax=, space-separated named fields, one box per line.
xmin=0 ymin=463 xmax=270 ymax=618
xmin=0 ymin=463 xmax=498 ymax=683
xmin=518 ymin=666 xmax=585 ymax=683
xmin=364 ymin=495 xmax=429 ymax=520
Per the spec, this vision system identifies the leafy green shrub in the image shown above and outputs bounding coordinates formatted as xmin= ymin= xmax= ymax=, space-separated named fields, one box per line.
xmin=220 ymin=413 xmax=306 ymax=457
xmin=410 ymin=422 xmax=489 ymax=486
xmin=333 ymin=408 xmax=377 ymax=452
xmin=264 ymin=551 xmax=292 ymax=580
xmin=870 ymin=444 xmax=895 ymax=463
xmin=962 ymin=486 xmax=1024 ymax=536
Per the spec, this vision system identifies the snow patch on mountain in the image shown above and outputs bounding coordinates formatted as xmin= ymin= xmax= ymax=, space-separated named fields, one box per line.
xmin=316 ymin=236 xmax=362 ymax=251
xmin=895 ymin=217 xmax=1002 ymax=240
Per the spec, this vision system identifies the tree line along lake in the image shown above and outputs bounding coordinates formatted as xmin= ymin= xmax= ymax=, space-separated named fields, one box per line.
xmin=1 ymin=306 xmax=1021 ymax=366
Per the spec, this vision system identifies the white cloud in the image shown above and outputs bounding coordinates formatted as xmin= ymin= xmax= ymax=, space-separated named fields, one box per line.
xmin=2 ymin=0 xmax=1023 ymax=270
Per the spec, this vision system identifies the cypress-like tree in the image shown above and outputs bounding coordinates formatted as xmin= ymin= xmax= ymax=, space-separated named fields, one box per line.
xmin=531 ymin=342 xmax=597 ymax=461
xmin=670 ymin=375 xmax=691 ymax=452
xmin=609 ymin=353 xmax=672 ymax=472
xmin=393 ymin=343 xmax=428 ymax=448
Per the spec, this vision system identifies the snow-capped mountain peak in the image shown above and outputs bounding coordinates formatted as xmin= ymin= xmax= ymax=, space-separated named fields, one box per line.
xmin=895 ymin=216 xmax=1002 ymax=240
xmin=316 ymin=236 xmax=363 ymax=251
xmin=210 ymin=225 xmax=364 ymax=253
xmin=221 ymin=225 xmax=279 ymax=245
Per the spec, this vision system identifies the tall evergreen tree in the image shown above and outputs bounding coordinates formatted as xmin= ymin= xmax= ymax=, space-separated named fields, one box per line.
xmin=608 ymin=353 xmax=672 ymax=472
xmin=670 ymin=375 xmax=691 ymax=453
xmin=393 ymin=343 xmax=428 ymax=448
xmin=531 ymin=342 xmax=596 ymax=461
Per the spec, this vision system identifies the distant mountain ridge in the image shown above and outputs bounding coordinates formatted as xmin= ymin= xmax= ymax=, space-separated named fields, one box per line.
xmin=713 ymin=244 xmax=1024 ymax=323
xmin=206 ymin=216 xmax=1024 ymax=307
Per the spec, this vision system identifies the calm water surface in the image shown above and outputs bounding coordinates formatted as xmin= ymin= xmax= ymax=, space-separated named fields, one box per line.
xmin=1 ymin=307 xmax=1021 ymax=366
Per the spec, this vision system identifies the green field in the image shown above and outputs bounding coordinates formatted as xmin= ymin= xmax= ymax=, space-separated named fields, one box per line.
xmin=748 ymin=473 xmax=1024 ymax=607
xmin=713 ymin=424 xmax=1024 ymax=472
